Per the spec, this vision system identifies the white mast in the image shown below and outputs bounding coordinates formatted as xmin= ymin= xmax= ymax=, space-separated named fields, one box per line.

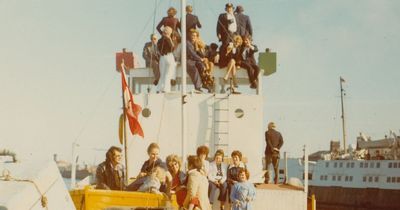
xmin=181 ymin=0 xmax=187 ymax=162
xmin=340 ymin=77 xmax=346 ymax=153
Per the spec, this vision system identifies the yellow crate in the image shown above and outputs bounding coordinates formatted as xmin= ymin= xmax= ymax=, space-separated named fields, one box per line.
xmin=70 ymin=186 xmax=178 ymax=210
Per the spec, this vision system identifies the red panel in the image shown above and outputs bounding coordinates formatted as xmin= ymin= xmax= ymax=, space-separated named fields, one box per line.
xmin=116 ymin=48 xmax=135 ymax=72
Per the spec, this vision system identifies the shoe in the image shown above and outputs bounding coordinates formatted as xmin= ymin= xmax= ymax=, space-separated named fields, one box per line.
xmin=170 ymin=79 xmax=177 ymax=86
xmin=194 ymin=88 xmax=203 ymax=94
xmin=153 ymin=80 xmax=159 ymax=86
xmin=232 ymin=76 xmax=238 ymax=88
xmin=220 ymin=205 xmax=225 ymax=210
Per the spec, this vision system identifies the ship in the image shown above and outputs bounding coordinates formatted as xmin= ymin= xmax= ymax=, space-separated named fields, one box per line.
xmin=276 ymin=78 xmax=400 ymax=210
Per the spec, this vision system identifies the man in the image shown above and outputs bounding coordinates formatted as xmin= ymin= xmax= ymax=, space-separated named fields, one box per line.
xmin=264 ymin=122 xmax=284 ymax=184
xmin=96 ymin=146 xmax=125 ymax=190
xmin=235 ymin=5 xmax=253 ymax=37
xmin=216 ymin=3 xmax=237 ymax=44
xmin=185 ymin=5 xmax=202 ymax=40
xmin=216 ymin=3 xmax=237 ymax=68
xmin=142 ymin=34 xmax=160 ymax=85
xmin=187 ymin=29 xmax=206 ymax=92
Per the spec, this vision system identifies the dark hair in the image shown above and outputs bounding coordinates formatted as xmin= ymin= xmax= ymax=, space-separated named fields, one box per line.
xmin=214 ymin=149 xmax=225 ymax=161
xmin=209 ymin=43 xmax=218 ymax=51
xmin=238 ymin=167 xmax=250 ymax=179
xmin=231 ymin=150 xmax=242 ymax=160
xmin=147 ymin=142 xmax=160 ymax=154
xmin=187 ymin=155 xmax=202 ymax=171
xmin=106 ymin=146 xmax=122 ymax=162
xmin=196 ymin=145 xmax=209 ymax=157
xmin=167 ymin=7 xmax=177 ymax=17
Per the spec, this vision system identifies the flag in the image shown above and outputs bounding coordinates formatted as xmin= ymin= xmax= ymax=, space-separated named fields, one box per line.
xmin=121 ymin=62 xmax=144 ymax=137
xmin=340 ymin=77 xmax=346 ymax=83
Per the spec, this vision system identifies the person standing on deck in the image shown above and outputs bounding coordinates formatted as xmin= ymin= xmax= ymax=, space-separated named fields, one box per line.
xmin=95 ymin=146 xmax=125 ymax=190
xmin=217 ymin=3 xmax=238 ymax=68
xmin=143 ymin=34 xmax=160 ymax=86
xmin=234 ymin=5 xmax=253 ymax=37
xmin=156 ymin=7 xmax=181 ymax=35
xmin=264 ymin=122 xmax=284 ymax=184
xmin=157 ymin=26 xmax=176 ymax=93
xmin=185 ymin=5 xmax=202 ymax=40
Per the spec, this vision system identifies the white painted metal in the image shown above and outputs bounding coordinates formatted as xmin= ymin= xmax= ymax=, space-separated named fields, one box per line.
xmin=253 ymin=188 xmax=307 ymax=210
xmin=0 ymin=160 xmax=75 ymax=210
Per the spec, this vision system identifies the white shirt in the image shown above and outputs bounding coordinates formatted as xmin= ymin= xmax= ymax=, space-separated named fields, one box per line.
xmin=226 ymin=12 xmax=237 ymax=33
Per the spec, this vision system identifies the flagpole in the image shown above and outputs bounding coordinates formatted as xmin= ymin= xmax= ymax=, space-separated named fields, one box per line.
xmin=340 ymin=77 xmax=346 ymax=154
xmin=121 ymin=61 xmax=129 ymax=184
xmin=181 ymin=0 xmax=187 ymax=165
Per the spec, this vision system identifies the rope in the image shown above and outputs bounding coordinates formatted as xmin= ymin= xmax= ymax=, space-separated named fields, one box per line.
xmin=0 ymin=172 xmax=53 ymax=209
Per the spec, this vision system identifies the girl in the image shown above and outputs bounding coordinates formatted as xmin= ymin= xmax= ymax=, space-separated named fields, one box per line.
xmin=230 ymin=168 xmax=256 ymax=210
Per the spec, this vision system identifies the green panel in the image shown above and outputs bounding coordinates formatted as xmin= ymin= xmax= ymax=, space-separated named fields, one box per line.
xmin=258 ymin=51 xmax=277 ymax=76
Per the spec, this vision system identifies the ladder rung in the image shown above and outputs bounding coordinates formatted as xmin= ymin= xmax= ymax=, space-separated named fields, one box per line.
xmin=214 ymin=120 xmax=229 ymax=123
xmin=214 ymin=143 xmax=229 ymax=146
xmin=214 ymin=132 xmax=228 ymax=134
xmin=214 ymin=109 xmax=229 ymax=111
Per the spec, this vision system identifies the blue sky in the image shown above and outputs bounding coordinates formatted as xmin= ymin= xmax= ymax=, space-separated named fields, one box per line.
xmin=1 ymin=0 xmax=399 ymax=164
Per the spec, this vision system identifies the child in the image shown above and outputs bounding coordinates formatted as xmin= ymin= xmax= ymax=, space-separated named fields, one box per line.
xmin=230 ymin=168 xmax=256 ymax=210
xmin=138 ymin=166 xmax=170 ymax=194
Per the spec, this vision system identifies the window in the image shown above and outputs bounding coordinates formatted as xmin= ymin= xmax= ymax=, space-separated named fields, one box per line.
xmin=394 ymin=162 xmax=398 ymax=168
xmin=345 ymin=176 xmax=349 ymax=181
xmin=360 ymin=162 xmax=364 ymax=168
xmin=325 ymin=162 xmax=329 ymax=168
xmin=375 ymin=176 xmax=379 ymax=182
xmin=397 ymin=177 xmax=400 ymax=183
xmin=324 ymin=175 xmax=328 ymax=180
xmin=339 ymin=162 xmax=343 ymax=168
xmin=387 ymin=177 xmax=391 ymax=183
xmin=351 ymin=162 xmax=355 ymax=168
xmin=363 ymin=176 xmax=367 ymax=182
xmin=334 ymin=162 xmax=338 ymax=168
xmin=371 ymin=162 xmax=375 ymax=168
xmin=365 ymin=162 xmax=369 ymax=168
xmin=392 ymin=177 xmax=396 ymax=182
xmin=333 ymin=175 xmax=336 ymax=181
xmin=368 ymin=176 xmax=373 ymax=182
xmin=320 ymin=175 xmax=324 ymax=181
xmin=377 ymin=162 xmax=380 ymax=168
xmin=389 ymin=162 xmax=393 ymax=168
xmin=346 ymin=162 xmax=350 ymax=168
xmin=349 ymin=176 xmax=353 ymax=182
xmin=338 ymin=176 xmax=342 ymax=181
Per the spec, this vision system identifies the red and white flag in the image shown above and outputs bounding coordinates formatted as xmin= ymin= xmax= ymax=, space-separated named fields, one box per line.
xmin=121 ymin=62 xmax=144 ymax=137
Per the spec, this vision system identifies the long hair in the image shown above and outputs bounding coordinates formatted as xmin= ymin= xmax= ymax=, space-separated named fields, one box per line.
xmin=105 ymin=146 xmax=122 ymax=163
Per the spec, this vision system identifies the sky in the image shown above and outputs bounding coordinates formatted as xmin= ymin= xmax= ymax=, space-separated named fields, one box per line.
xmin=1 ymin=0 xmax=399 ymax=165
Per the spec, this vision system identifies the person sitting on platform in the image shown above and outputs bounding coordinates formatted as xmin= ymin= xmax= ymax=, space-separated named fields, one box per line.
xmin=187 ymin=30 xmax=207 ymax=93
xmin=137 ymin=166 xmax=169 ymax=194
xmin=191 ymin=29 xmax=214 ymax=92
xmin=206 ymin=43 xmax=220 ymax=65
xmin=208 ymin=149 xmax=228 ymax=210
xmin=224 ymin=35 xmax=243 ymax=89
xmin=143 ymin=34 xmax=160 ymax=85
xmin=156 ymin=7 xmax=181 ymax=35
xmin=126 ymin=143 xmax=167 ymax=192
xmin=95 ymin=146 xmax=125 ymax=190
xmin=238 ymin=35 xmax=259 ymax=89
xmin=230 ymin=168 xmax=256 ymax=210
xmin=196 ymin=145 xmax=210 ymax=175
xmin=166 ymin=154 xmax=187 ymax=208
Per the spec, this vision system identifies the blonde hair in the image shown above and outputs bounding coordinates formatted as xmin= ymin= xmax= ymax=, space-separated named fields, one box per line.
xmin=186 ymin=5 xmax=193 ymax=13
xmin=166 ymin=154 xmax=182 ymax=168
xmin=233 ymin=35 xmax=243 ymax=47
xmin=268 ymin=122 xmax=276 ymax=130
xmin=163 ymin=26 xmax=173 ymax=36
xmin=167 ymin=7 xmax=177 ymax=17
xmin=147 ymin=142 xmax=160 ymax=154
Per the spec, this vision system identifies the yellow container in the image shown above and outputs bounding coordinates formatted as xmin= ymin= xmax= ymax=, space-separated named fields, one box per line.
xmin=70 ymin=186 xmax=178 ymax=210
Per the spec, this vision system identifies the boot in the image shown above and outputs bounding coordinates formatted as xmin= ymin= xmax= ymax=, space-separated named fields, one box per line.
xmin=232 ymin=76 xmax=238 ymax=88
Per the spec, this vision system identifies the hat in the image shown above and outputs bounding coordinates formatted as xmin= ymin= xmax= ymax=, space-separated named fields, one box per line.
xmin=268 ymin=122 xmax=276 ymax=129
xmin=236 ymin=5 xmax=244 ymax=13
xmin=225 ymin=3 xmax=234 ymax=8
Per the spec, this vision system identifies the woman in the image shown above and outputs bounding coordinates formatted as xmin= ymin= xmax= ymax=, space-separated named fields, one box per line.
xmin=156 ymin=7 xmax=181 ymax=35
xmin=227 ymin=150 xmax=247 ymax=199
xmin=238 ymin=35 xmax=259 ymax=89
xmin=208 ymin=149 xmax=228 ymax=210
xmin=166 ymin=154 xmax=187 ymax=207
xmin=183 ymin=155 xmax=211 ymax=210
xmin=224 ymin=35 xmax=243 ymax=88
xmin=157 ymin=26 xmax=176 ymax=93
xmin=126 ymin=143 xmax=167 ymax=191
xmin=196 ymin=145 xmax=210 ymax=175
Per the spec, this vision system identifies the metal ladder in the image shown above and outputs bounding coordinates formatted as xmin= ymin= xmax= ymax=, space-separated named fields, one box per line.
xmin=213 ymin=95 xmax=230 ymax=154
